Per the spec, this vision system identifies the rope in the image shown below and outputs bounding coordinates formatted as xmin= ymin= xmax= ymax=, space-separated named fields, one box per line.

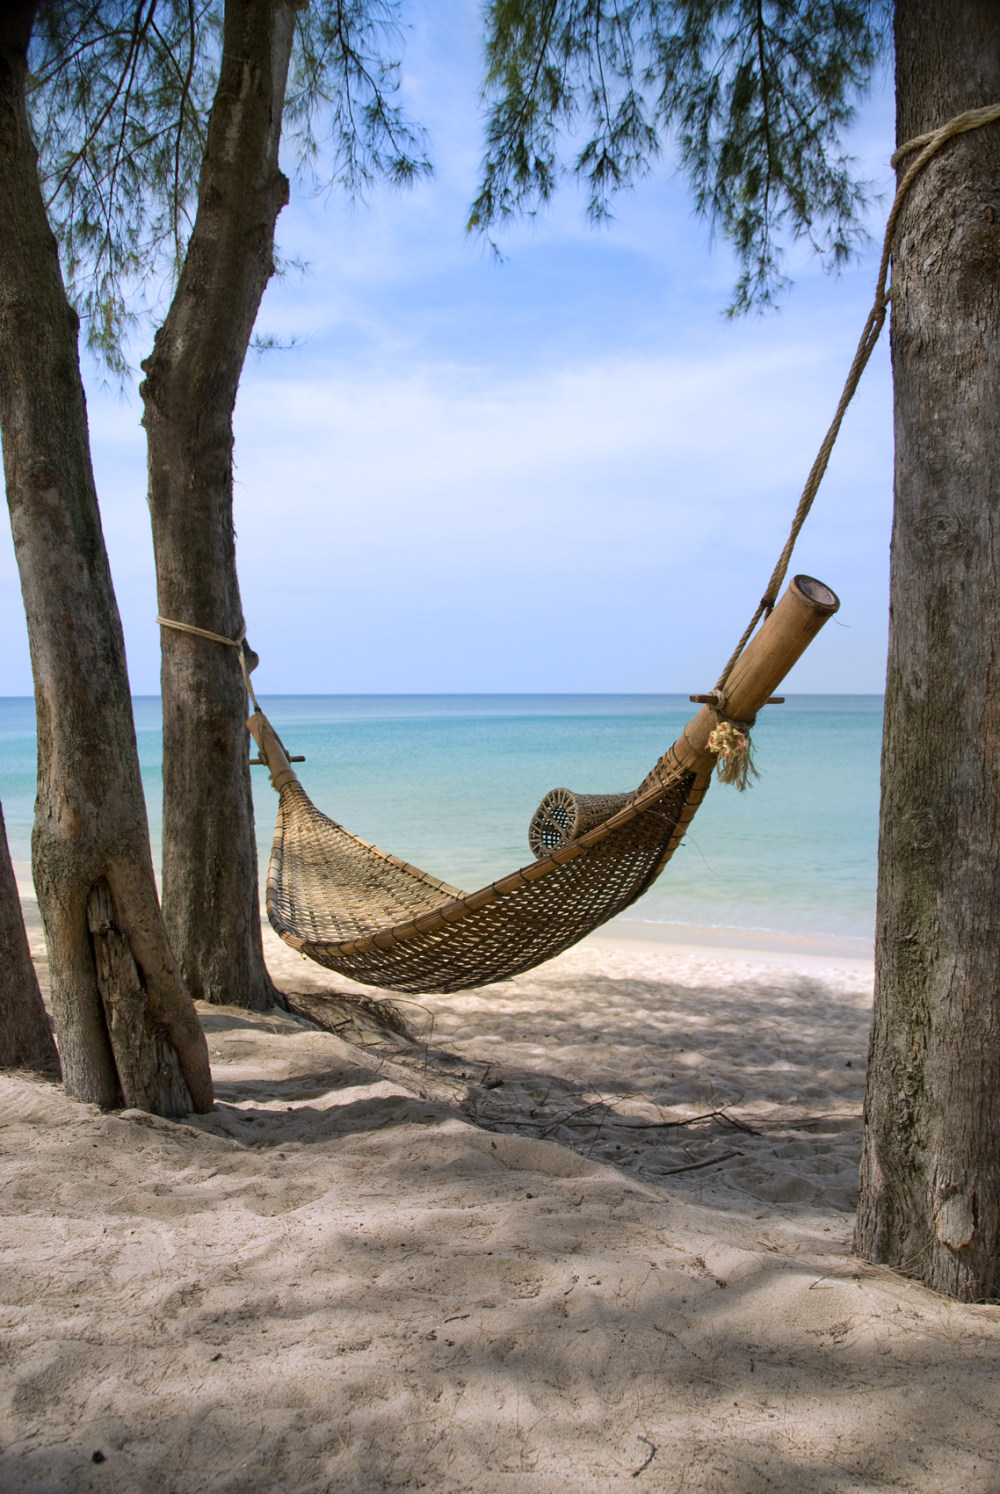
xmin=706 ymin=719 xmax=758 ymax=790
xmin=713 ymin=99 xmax=1000 ymax=693
xmin=157 ymin=100 xmax=1000 ymax=793
xmin=157 ymin=614 xmax=260 ymax=712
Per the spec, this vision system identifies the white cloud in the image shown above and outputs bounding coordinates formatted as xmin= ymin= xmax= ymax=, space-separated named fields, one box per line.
xmin=0 ymin=12 xmax=896 ymax=699
xmin=224 ymin=318 xmax=891 ymax=694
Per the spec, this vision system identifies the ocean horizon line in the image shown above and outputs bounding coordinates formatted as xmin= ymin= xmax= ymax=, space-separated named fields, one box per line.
xmin=0 ymin=689 xmax=887 ymax=703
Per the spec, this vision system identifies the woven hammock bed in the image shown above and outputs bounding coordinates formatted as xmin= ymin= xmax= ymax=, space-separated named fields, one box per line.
xmin=248 ymin=575 xmax=839 ymax=994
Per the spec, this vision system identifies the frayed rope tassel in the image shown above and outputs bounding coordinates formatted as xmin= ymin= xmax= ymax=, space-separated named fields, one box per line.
xmin=706 ymin=720 xmax=759 ymax=791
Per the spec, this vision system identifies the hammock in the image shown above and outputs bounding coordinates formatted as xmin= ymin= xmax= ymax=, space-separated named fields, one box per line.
xmin=247 ymin=575 xmax=839 ymax=994
xmin=160 ymin=105 xmax=1000 ymax=996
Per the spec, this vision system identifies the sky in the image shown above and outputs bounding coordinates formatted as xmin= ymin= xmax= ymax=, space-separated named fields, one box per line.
xmin=0 ymin=5 xmax=897 ymax=698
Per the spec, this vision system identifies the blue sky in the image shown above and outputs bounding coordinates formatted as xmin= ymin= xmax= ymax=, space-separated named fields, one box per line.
xmin=0 ymin=6 xmax=896 ymax=697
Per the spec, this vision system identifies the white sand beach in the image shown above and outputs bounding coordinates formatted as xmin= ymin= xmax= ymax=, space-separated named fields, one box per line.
xmin=4 ymin=906 xmax=1000 ymax=1492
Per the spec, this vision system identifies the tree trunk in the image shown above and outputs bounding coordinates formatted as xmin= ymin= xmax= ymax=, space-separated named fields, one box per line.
xmin=855 ymin=0 xmax=1000 ymax=1299
xmin=0 ymin=799 xmax=59 ymax=1075
xmin=140 ymin=0 xmax=300 ymax=1011
xmin=0 ymin=3 xmax=213 ymax=1114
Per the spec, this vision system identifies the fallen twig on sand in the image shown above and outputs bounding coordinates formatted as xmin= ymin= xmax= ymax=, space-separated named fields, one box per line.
xmin=283 ymin=989 xmax=416 ymax=1041
xmin=658 ymin=1150 xmax=742 ymax=1176
xmin=631 ymin=1436 xmax=657 ymax=1476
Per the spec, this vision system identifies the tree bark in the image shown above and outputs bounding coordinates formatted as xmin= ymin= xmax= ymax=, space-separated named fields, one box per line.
xmin=0 ymin=799 xmax=59 ymax=1075
xmin=0 ymin=2 xmax=213 ymax=1114
xmin=141 ymin=0 xmax=300 ymax=1011
xmin=855 ymin=0 xmax=1000 ymax=1299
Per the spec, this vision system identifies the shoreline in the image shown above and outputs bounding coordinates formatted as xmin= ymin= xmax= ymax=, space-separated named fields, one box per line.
xmin=15 ymin=880 xmax=873 ymax=974
xmin=593 ymin=917 xmax=873 ymax=970
xmin=15 ymin=883 xmax=873 ymax=971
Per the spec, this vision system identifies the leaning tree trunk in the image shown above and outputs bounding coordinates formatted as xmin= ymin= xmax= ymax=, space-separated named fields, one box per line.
xmin=140 ymin=0 xmax=300 ymax=1011
xmin=0 ymin=3 xmax=212 ymax=1114
xmin=0 ymin=799 xmax=59 ymax=1075
xmin=855 ymin=0 xmax=1000 ymax=1300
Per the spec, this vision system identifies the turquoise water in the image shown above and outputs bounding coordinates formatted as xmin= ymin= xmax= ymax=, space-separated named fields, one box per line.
xmin=0 ymin=694 xmax=882 ymax=941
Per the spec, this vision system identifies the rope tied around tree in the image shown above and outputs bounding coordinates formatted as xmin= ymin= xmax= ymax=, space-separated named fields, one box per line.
xmin=704 ymin=99 xmax=1000 ymax=788
xmin=156 ymin=615 xmax=261 ymax=712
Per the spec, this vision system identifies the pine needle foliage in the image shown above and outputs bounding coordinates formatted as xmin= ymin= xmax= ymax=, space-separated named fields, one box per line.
xmin=471 ymin=0 xmax=888 ymax=311
xmin=29 ymin=1 xmax=216 ymax=374
xmin=287 ymin=2 xmax=431 ymax=193
xmin=28 ymin=0 xmax=430 ymax=374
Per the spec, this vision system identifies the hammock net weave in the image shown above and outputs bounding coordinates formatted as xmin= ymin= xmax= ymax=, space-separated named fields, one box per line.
xmin=264 ymin=755 xmax=701 ymax=994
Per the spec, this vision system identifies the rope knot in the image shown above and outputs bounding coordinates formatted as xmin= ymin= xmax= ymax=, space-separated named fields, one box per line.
xmin=157 ymin=614 xmax=260 ymax=710
xmin=706 ymin=719 xmax=759 ymax=791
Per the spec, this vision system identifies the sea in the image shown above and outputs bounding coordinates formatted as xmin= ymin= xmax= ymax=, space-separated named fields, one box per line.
xmin=0 ymin=694 xmax=882 ymax=945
